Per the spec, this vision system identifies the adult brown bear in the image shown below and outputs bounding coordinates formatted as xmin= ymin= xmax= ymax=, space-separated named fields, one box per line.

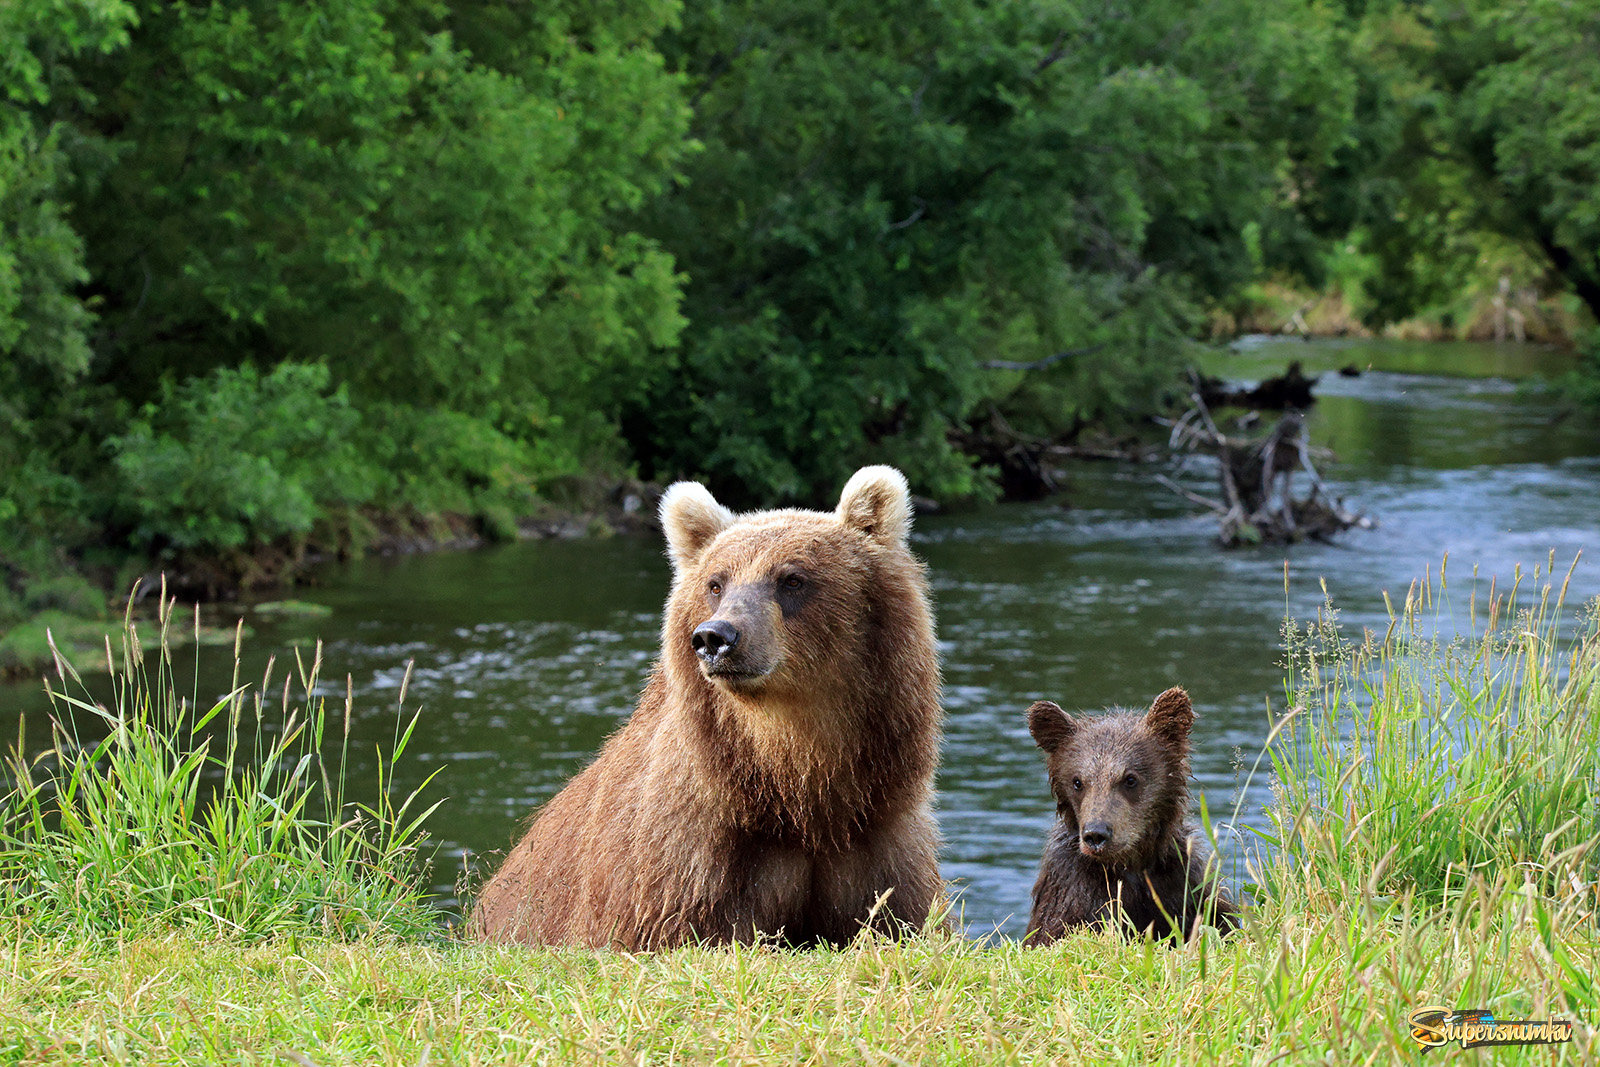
xmin=467 ymin=466 xmax=944 ymax=948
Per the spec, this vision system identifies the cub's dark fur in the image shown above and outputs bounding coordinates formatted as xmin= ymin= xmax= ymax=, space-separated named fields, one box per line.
xmin=1025 ymin=687 xmax=1238 ymax=942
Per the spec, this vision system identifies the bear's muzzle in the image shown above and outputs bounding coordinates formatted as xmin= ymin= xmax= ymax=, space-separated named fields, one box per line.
xmin=692 ymin=618 xmax=740 ymax=668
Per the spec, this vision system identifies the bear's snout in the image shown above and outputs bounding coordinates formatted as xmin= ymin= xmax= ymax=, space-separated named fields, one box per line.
xmin=1080 ymin=821 xmax=1113 ymax=856
xmin=692 ymin=619 xmax=741 ymax=667
xmin=689 ymin=583 xmax=784 ymax=686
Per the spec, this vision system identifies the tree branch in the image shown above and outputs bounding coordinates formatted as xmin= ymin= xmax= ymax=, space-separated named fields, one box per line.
xmin=981 ymin=343 xmax=1106 ymax=372
xmin=1035 ymin=30 xmax=1069 ymax=75
xmin=1155 ymin=474 xmax=1228 ymax=515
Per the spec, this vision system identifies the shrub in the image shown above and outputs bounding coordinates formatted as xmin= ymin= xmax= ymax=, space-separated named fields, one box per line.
xmin=108 ymin=362 xmax=377 ymax=555
xmin=360 ymin=402 xmax=574 ymax=535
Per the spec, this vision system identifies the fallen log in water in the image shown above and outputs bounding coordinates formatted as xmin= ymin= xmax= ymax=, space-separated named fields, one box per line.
xmin=1160 ymin=391 xmax=1371 ymax=546
xmin=1193 ymin=359 xmax=1320 ymax=410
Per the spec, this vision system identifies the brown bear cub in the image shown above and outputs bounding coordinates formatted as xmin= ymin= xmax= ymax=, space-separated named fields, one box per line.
xmin=1025 ymin=687 xmax=1238 ymax=943
xmin=467 ymin=466 xmax=944 ymax=950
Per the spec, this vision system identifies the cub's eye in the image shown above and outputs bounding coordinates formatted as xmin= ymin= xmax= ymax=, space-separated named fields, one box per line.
xmin=1071 ymin=777 xmax=1082 ymax=792
xmin=708 ymin=580 xmax=723 ymax=597
xmin=781 ymin=574 xmax=805 ymax=591
xmin=1122 ymin=773 xmax=1139 ymax=790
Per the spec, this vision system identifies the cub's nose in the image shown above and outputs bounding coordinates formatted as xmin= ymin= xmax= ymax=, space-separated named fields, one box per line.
xmin=691 ymin=619 xmax=741 ymax=664
xmin=1081 ymin=823 xmax=1112 ymax=851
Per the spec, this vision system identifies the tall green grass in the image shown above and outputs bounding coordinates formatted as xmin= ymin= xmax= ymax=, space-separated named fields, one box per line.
xmin=0 ymin=585 xmax=441 ymax=941
xmin=1207 ymin=555 xmax=1600 ymax=1058
xmin=1264 ymin=554 xmax=1599 ymax=910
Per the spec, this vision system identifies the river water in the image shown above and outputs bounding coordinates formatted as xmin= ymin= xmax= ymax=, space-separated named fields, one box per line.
xmin=4 ymin=338 xmax=1598 ymax=939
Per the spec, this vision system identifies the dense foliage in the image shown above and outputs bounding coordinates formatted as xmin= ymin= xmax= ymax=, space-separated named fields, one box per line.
xmin=1 ymin=0 xmax=1595 ymax=630
xmin=628 ymin=0 xmax=1352 ymax=499
xmin=1 ymin=0 xmax=688 ymax=616
xmin=1325 ymin=0 xmax=1600 ymax=333
xmin=0 ymin=0 xmax=137 ymax=586
xmin=72 ymin=2 xmax=687 ymax=421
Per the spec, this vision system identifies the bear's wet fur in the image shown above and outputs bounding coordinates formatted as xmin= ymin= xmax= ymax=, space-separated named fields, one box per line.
xmin=466 ymin=466 xmax=944 ymax=949
xmin=1025 ymin=687 xmax=1238 ymax=942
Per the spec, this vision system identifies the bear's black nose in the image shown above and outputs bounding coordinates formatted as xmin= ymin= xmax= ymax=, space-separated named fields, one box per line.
xmin=692 ymin=619 xmax=741 ymax=664
xmin=1081 ymin=823 xmax=1112 ymax=849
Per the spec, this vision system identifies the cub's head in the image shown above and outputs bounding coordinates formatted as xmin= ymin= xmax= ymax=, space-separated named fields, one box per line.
xmin=657 ymin=466 xmax=927 ymax=702
xmin=1026 ymin=687 xmax=1194 ymax=867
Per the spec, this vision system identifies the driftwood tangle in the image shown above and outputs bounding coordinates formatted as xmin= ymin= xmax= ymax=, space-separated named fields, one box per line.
xmin=1161 ymin=370 xmax=1370 ymax=547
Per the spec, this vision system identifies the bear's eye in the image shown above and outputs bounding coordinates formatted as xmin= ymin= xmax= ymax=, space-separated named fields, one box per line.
xmin=781 ymin=574 xmax=805 ymax=591
xmin=707 ymin=579 xmax=723 ymax=597
xmin=1122 ymin=773 xmax=1138 ymax=790
xmin=1071 ymin=777 xmax=1082 ymax=792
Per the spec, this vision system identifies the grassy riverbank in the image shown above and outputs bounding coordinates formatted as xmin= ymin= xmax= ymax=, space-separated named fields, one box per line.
xmin=1 ymin=869 xmax=1592 ymax=1064
xmin=1 ymin=562 xmax=1596 ymax=1063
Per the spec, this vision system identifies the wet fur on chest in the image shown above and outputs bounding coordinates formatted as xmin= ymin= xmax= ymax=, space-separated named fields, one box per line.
xmin=1028 ymin=819 xmax=1235 ymax=941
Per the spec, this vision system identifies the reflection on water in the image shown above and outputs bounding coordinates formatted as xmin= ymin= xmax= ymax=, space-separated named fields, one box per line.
xmin=2 ymin=339 xmax=1597 ymax=939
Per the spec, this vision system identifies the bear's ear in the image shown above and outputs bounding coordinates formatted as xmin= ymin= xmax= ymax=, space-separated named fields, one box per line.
xmin=660 ymin=481 xmax=735 ymax=575
xmin=837 ymin=465 xmax=912 ymax=546
xmin=1027 ymin=700 xmax=1077 ymax=754
xmin=1144 ymin=686 xmax=1194 ymax=750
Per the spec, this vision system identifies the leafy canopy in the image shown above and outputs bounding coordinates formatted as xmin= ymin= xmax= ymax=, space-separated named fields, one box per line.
xmin=628 ymin=0 xmax=1353 ymax=503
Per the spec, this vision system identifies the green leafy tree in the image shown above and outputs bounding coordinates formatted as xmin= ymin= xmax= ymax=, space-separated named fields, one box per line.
xmin=1330 ymin=1 xmax=1600 ymax=336
xmin=1465 ymin=1 xmax=1600 ymax=320
xmin=3 ymin=0 xmax=701 ymax=601
xmin=0 ymin=0 xmax=135 ymax=564
xmin=0 ymin=0 xmax=132 ymax=380
xmin=629 ymin=0 xmax=1354 ymax=503
xmin=71 ymin=0 xmax=689 ymax=459
xmin=109 ymin=362 xmax=372 ymax=556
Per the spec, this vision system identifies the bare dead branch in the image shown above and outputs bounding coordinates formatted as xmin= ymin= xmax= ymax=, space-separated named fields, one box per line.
xmin=1155 ymin=474 xmax=1228 ymax=515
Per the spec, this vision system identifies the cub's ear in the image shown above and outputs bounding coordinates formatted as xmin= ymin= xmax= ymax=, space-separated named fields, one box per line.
xmin=1144 ymin=686 xmax=1194 ymax=750
xmin=660 ymin=481 xmax=735 ymax=575
xmin=1027 ymin=700 xmax=1077 ymax=754
xmin=837 ymin=465 xmax=912 ymax=546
